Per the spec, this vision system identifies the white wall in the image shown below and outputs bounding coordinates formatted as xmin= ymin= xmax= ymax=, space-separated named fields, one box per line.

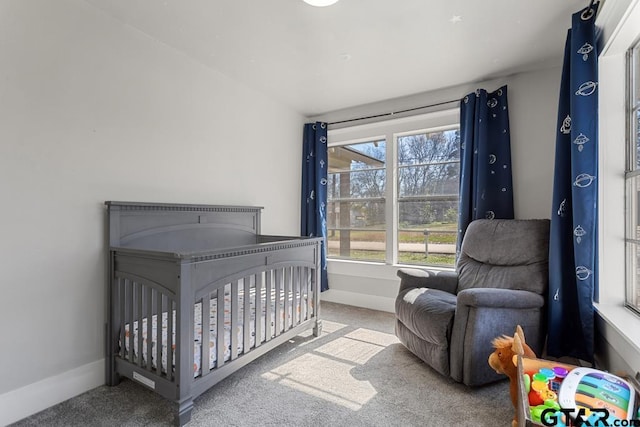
xmin=0 ymin=0 xmax=305 ymax=423
xmin=314 ymin=66 xmax=562 ymax=312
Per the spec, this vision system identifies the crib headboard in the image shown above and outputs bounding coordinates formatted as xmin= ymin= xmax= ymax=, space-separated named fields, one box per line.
xmin=105 ymin=201 xmax=263 ymax=254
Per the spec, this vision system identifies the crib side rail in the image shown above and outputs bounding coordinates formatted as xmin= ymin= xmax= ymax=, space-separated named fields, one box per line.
xmin=190 ymin=239 xmax=321 ymax=385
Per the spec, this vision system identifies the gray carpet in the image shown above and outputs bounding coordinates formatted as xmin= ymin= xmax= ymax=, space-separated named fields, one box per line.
xmin=11 ymin=302 xmax=514 ymax=426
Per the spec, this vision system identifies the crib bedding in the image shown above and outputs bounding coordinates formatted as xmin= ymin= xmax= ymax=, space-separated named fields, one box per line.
xmin=123 ymin=286 xmax=312 ymax=377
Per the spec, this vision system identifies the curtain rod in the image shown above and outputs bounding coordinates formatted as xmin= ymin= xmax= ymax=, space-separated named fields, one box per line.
xmin=327 ymin=98 xmax=460 ymax=126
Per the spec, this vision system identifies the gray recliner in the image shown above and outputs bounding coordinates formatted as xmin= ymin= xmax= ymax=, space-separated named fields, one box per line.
xmin=394 ymin=219 xmax=550 ymax=386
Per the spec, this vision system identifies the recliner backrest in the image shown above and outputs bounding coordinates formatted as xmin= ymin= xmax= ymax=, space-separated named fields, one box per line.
xmin=456 ymin=219 xmax=550 ymax=294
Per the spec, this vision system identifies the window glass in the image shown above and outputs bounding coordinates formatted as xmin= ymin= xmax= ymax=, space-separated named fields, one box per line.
xmin=635 ymin=109 xmax=640 ymax=170
xmin=327 ymin=141 xmax=386 ymax=262
xmin=397 ymin=129 xmax=460 ymax=267
xmin=626 ymin=174 xmax=640 ymax=240
xmin=634 ymin=44 xmax=640 ymax=170
xmin=635 ymin=43 xmax=640 ymax=104
xmin=626 ymin=241 xmax=640 ymax=310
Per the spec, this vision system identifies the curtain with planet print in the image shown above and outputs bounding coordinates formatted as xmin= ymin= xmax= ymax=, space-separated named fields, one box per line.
xmin=457 ymin=85 xmax=514 ymax=254
xmin=547 ymin=3 xmax=599 ymax=363
xmin=301 ymin=122 xmax=329 ymax=292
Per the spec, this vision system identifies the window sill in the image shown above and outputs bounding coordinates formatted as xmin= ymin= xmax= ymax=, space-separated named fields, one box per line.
xmin=593 ymin=302 xmax=640 ymax=355
xmin=327 ymin=258 xmax=454 ymax=280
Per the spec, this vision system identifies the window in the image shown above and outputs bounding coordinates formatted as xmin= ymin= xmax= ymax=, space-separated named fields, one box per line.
xmin=626 ymin=39 xmax=640 ymax=314
xmin=397 ymin=129 xmax=460 ymax=266
xmin=596 ymin=0 xmax=640 ymax=372
xmin=327 ymin=140 xmax=387 ymax=263
xmin=327 ymin=111 xmax=460 ymax=267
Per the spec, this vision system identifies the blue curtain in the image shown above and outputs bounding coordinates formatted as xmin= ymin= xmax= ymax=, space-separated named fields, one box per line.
xmin=548 ymin=4 xmax=599 ymax=362
xmin=458 ymin=86 xmax=514 ymax=251
xmin=301 ymin=122 xmax=329 ymax=292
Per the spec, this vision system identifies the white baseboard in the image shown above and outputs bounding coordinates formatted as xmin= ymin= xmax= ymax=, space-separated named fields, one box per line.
xmin=320 ymin=289 xmax=395 ymax=313
xmin=0 ymin=359 xmax=104 ymax=426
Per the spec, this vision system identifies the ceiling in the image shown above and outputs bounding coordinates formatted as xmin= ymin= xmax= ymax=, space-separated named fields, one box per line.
xmin=85 ymin=0 xmax=591 ymax=116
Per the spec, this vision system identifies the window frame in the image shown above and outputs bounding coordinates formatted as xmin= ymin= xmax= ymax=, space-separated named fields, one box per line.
xmin=595 ymin=0 xmax=640 ymax=366
xmin=327 ymin=109 xmax=460 ymax=267
xmin=625 ymin=37 xmax=640 ymax=315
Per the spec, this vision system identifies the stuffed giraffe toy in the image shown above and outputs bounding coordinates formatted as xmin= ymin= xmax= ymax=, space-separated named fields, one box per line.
xmin=488 ymin=326 xmax=537 ymax=427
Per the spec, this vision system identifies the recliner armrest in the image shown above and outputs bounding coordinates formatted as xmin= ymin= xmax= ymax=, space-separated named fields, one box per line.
xmin=396 ymin=268 xmax=458 ymax=294
xmin=456 ymin=288 xmax=545 ymax=309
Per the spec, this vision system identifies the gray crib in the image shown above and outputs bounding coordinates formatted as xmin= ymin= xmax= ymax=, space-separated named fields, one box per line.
xmin=105 ymin=202 xmax=322 ymax=425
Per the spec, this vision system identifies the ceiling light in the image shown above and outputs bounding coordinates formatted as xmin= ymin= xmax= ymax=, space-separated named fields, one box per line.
xmin=303 ymin=0 xmax=339 ymax=7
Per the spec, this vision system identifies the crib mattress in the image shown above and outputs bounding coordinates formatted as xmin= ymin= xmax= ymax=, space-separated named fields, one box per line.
xmin=123 ymin=287 xmax=311 ymax=377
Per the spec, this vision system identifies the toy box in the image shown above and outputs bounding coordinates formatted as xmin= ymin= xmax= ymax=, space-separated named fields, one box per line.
xmin=516 ymin=356 xmax=640 ymax=427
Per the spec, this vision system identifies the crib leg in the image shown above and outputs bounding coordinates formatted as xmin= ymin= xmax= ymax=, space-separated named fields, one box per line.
xmin=105 ymin=321 xmax=118 ymax=386
xmin=106 ymin=368 xmax=121 ymax=386
xmin=175 ymin=398 xmax=194 ymax=426
xmin=313 ymin=319 xmax=323 ymax=337
xmin=105 ymin=342 xmax=120 ymax=386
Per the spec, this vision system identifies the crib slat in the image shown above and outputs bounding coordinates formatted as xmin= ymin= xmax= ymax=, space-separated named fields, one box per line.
xmin=156 ymin=292 xmax=162 ymax=376
xmin=243 ymin=276 xmax=251 ymax=353
xmin=299 ymin=267 xmax=305 ymax=323
xmin=127 ymin=279 xmax=134 ymax=364
xmin=231 ymin=280 xmax=239 ymax=360
xmin=201 ymin=295 xmax=211 ymax=376
xmin=265 ymin=271 xmax=272 ymax=342
xmin=145 ymin=286 xmax=153 ymax=371
xmin=255 ymin=272 xmax=263 ymax=348
xmin=275 ymin=268 xmax=282 ymax=336
xmin=298 ymin=269 xmax=304 ymax=323
xmin=293 ymin=267 xmax=300 ymax=325
xmin=216 ymin=286 xmax=225 ymax=368
xmin=136 ymin=282 xmax=143 ymax=367
xmin=285 ymin=267 xmax=292 ymax=331
xmin=118 ymin=278 xmax=125 ymax=359
xmin=167 ymin=298 xmax=173 ymax=381
xmin=290 ymin=267 xmax=295 ymax=326
xmin=304 ymin=267 xmax=314 ymax=320
xmin=292 ymin=267 xmax=298 ymax=325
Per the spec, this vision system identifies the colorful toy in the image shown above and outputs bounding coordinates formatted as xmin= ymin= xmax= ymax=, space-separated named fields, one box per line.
xmin=488 ymin=325 xmax=537 ymax=427
xmin=529 ymin=379 xmax=557 ymax=406
xmin=550 ymin=366 xmax=569 ymax=392
xmin=531 ymin=404 xmax=567 ymax=427
xmin=558 ymin=367 xmax=637 ymax=421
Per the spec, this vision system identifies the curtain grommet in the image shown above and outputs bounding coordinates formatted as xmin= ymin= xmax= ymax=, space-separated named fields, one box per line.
xmin=581 ymin=7 xmax=594 ymax=21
